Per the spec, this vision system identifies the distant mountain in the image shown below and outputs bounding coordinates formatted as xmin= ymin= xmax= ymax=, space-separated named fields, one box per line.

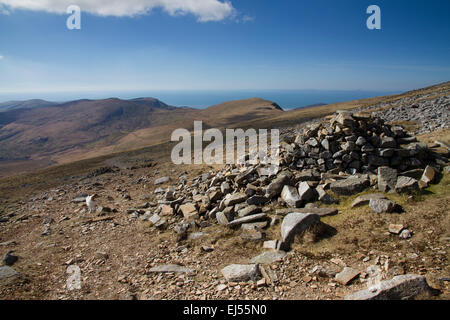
xmin=128 ymin=97 xmax=178 ymax=110
xmin=293 ymin=103 xmax=327 ymax=110
xmin=0 ymin=97 xmax=284 ymax=173
xmin=0 ymin=99 xmax=57 ymax=112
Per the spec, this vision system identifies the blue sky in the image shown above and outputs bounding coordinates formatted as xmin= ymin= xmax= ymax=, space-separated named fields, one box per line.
xmin=0 ymin=0 xmax=449 ymax=98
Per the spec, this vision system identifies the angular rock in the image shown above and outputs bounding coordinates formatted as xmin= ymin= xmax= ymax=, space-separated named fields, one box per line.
xmin=179 ymin=203 xmax=199 ymax=221
xmin=266 ymin=172 xmax=293 ymax=199
xmin=345 ymin=274 xmax=432 ymax=300
xmin=389 ymin=224 xmax=404 ymax=235
xmin=351 ymin=193 xmax=387 ymax=208
xmin=216 ymin=211 xmax=231 ymax=225
xmin=224 ymin=193 xmax=248 ymax=207
xmin=369 ymin=198 xmax=397 ymax=213
xmin=297 ymin=182 xmax=317 ymax=202
xmin=316 ymin=185 xmax=335 ymax=204
xmin=395 ymin=176 xmax=419 ymax=193
xmin=419 ymin=166 xmax=436 ymax=188
xmin=246 ymin=195 xmax=270 ymax=206
xmin=377 ymin=166 xmax=398 ymax=192
xmin=221 ymin=264 xmax=260 ymax=282
xmin=281 ymin=186 xmax=302 ymax=208
xmin=0 ymin=266 xmax=18 ymax=280
xmin=160 ymin=204 xmax=174 ymax=216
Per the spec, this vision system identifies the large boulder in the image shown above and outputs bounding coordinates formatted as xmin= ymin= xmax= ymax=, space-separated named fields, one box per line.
xmin=280 ymin=212 xmax=320 ymax=250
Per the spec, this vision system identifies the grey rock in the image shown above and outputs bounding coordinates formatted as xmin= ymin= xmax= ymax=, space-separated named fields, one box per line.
xmin=330 ymin=176 xmax=370 ymax=195
xmin=266 ymin=172 xmax=293 ymax=198
xmin=238 ymin=205 xmax=262 ymax=218
xmin=250 ymin=251 xmax=286 ymax=264
xmin=369 ymin=198 xmax=397 ymax=213
xmin=345 ymin=274 xmax=432 ymax=300
xmin=316 ymin=185 xmax=335 ymax=204
xmin=148 ymin=264 xmax=194 ymax=274
xmin=400 ymin=229 xmax=413 ymax=239
xmin=216 ymin=211 xmax=231 ymax=225
xmin=0 ymin=266 xmax=19 ymax=280
xmin=395 ymin=176 xmax=419 ymax=193
xmin=224 ymin=193 xmax=248 ymax=207
xmin=154 ymin=177 xmax=170 ymax=185
xmin=281 ymin=185 xmax=302 ymax=208
xmin=221 ymin=264 xmax=260 ymax=282
xmin=297 ymin=182 xmax=317 ymax=202
xmin=351 ymin=193 xmax=386 ymax=208
xmin=227 ymin=213 xmax=267 ymax=228
xmin=377 ymin=166 xmax=398 ymax=192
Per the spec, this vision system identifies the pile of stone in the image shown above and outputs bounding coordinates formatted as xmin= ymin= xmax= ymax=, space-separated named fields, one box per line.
xmin=130 ymin=111 xmax=446 ymax=251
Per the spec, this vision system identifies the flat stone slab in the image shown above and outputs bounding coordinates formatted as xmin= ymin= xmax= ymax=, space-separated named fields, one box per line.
xmin=148 ymin=264 xmax=194 ymax=274
xmin=345 ymin=274 xmax=432 ymax=300
xmin=154 ymin=177 xmax=170 ymax=185
xmin=335 ymin=267 xmax=361 ymax=285
xmin=351 ymin=193 xmax=387 ymax=208
xmin=330 ymin=176 xmax=370 ymax=195
xmin=224 ymin=193 xmax=248 ymax=207
xmin=221 ymin=264 xmax=260 ymax=282
xmin=250 ymin=251 xmax=286 ymax=264
xmin=275 ymin=208 xmax=338 ymax=217
xmin=237 ymin=205 xmax=262 ymax=218
xmin=0 ymin=266 xmax=19 ymax=280
xmin=227 ymin=213 xmax=267 ymax=227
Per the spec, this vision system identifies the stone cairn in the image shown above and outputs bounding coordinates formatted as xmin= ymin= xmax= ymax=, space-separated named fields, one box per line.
xmin=134 ymin=111 xmax=446 ymax=252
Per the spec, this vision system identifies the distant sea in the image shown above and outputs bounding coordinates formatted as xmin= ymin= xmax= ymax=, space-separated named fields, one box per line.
xmin=0 ymin=89 xmax=400 ymax=110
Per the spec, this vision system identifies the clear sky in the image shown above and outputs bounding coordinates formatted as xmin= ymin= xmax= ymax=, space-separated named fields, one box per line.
xmin=0 ymin=0 xmax=449 ymax=97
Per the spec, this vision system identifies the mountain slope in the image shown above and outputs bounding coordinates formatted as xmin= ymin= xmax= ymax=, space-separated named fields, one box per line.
xmin=0 ymin=97 xmax=284 ymax=174
xmin=0 ymin=99 xmax=57 ymax=112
